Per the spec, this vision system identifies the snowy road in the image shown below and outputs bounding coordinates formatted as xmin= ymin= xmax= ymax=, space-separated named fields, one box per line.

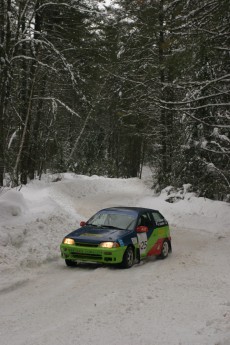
xmin=0 ymin=173 xmax=230 ymax=345
xmin=1 ymin=228 xmax=230 ymax=345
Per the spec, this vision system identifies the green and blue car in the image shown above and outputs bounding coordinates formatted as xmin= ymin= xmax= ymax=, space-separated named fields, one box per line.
xmin=60 ymin=207 xmax=171 ymax=268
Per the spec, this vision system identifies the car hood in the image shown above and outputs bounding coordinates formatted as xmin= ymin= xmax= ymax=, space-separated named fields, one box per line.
xmin=67 ymin=225 xmax=131 ymax=243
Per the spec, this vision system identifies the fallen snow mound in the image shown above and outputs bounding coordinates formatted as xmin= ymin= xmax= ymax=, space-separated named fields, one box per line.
xmin=0 ymin=190 xmax=27 ymax=219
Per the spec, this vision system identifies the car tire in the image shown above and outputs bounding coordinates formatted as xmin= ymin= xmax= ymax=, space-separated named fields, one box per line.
xmin=159 ymin=240 xmax=169 ymax=259
xmin=121 ymin=246 xmax=134 ymax=268
xmin=65 ymin=259 xmax=76 ymax=267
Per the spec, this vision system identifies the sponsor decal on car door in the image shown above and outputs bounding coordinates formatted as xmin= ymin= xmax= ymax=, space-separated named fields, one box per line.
xmin=137 ymin=232 xmax=148 ymax=256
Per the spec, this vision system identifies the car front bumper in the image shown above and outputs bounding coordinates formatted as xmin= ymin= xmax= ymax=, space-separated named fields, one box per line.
xmin=60 ymin=244 xmax=126 ymax=264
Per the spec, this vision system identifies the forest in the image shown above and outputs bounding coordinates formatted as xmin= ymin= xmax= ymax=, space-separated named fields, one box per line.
xmin=0 ymin=0 xmax=229 ymax=201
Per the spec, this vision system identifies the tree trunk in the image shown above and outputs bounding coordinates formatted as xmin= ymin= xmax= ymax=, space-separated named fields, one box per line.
xmin=159 ymin=0 xmax=167 ymax=176
xmin=14 ymin=74 xmax=36 ymax=185
xmin=0 ymin=0 xmax=12 ymax=186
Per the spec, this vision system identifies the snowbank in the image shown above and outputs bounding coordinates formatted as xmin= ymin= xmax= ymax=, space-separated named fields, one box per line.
xmin=0 ymin=172 xmax=229 ymax=271
xmin=139 ymin=192 xmax=230 ymax=235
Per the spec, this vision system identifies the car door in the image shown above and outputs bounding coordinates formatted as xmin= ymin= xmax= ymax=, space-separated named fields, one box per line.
xmin=151 ymin=211 xmax=169 ymax=238
xmin=136 ymin=211 xmax=155 ymax=258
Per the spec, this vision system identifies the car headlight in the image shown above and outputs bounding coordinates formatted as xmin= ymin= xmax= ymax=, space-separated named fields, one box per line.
xmin=63 ymin=238 xmax=75 ymax=245
xmin=99 ymin=242 xmax=120 ymax=248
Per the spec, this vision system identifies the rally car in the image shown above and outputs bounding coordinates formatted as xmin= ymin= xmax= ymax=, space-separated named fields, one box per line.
xmin=60 ymin=207 xmax=171 ymax=268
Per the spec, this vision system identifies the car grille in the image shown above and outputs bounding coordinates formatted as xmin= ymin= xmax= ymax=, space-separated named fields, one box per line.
xmin=71 ymin=252 xmax=102 ymax=260
xmin=74 ymin=242 xmax=99 ymax=248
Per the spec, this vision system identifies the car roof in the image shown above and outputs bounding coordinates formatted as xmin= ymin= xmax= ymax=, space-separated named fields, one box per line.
xmin=99 ymin=206 xmax=159 ymax=214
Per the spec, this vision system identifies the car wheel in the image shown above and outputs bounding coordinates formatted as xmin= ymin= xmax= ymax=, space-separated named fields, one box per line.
xmin=65 ymin=259 xmax=76 ymax=267
xmin=159 ymin=240 xmax=169 ymax=259
xmin=122 ymin=246 xmax=134 ymax=268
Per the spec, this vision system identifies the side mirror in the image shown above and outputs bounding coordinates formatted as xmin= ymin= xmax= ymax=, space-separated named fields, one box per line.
xmin=80 ymin=221 xmax=86 ymax=227
xmin=136 ymin=225 xmax=148 ymax=233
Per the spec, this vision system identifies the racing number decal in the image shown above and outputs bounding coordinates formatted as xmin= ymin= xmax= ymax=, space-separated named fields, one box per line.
xmin=140 ymin=240 xmax=147 ymax=250
xmin=137 ymin=233 xmax=148 ymax=255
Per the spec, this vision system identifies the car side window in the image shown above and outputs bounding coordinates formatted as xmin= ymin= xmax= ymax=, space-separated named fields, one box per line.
xmin=138 ymin=212 xmax=152 ymax=228
xmin=151 ymin=211 xmax=167 ymax=227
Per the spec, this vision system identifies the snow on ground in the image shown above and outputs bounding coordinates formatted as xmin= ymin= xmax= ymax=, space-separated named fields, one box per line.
xmin=0 ymin=169 xmax=230 ymax=345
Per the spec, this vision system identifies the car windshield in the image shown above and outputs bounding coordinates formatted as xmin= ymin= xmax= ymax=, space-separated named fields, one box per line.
xmin=87 ymin=211 xmax=136 ymax=230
